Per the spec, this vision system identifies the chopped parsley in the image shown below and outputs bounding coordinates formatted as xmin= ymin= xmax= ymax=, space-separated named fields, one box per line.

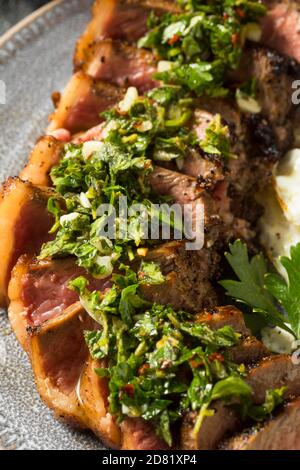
xmin=40 ymin=88 xmax=232 ymax=277
xmin=200 ymin=114 xmax=233 ymax=159
xmin=71 ymin=267 xmax=283 ymax=446
xmin=139 ymin=0 xmax=266 ymax=96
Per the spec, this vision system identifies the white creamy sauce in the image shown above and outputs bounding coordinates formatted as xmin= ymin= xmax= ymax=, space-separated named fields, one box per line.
xmin=259 ymin=148 xmax=300 ymax=351
xmin=261 ymin=325 xmax=296 ymax=354
xmin=260 ymin=148 xmax=300 ymax=272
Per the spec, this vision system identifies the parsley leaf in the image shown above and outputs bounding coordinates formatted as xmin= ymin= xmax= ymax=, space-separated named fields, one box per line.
xmin=220 ymin=240 xmax=298 ymax=337
xmin=265 ymin=245 xmax=300 ymax=339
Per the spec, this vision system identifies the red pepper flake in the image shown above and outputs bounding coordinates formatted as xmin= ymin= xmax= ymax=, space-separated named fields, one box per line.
xmin=223 ymin=13 xmax=229 ymax=20
xmin=168 ymin=34 xmax=180 ymax=45
xmin=121 ymin=384 xmax=135 ymax=398
xmin=138 ymin=364 xmax=150 ymax=376
xmin=139 ymin=271 xmax=145 ymax=279
xmin=236 ymin=8 xmax=246 ymax=18
xmin=209 ymin=352 xmax=225 ymax=363
xmin=189 ymin=358 xmax=204 ymax=369
xmin=231 ymin=33 xmax=239 ymax=46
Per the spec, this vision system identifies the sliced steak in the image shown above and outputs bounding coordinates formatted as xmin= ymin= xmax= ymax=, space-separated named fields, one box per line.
xmin=79 ymin=357 xmax=122 ymax=449
xmin=48 ymin=71 xmax=124 ymax=134
xmin=140 ymin=241 xmax=219 ymax=312
xmin=228 ymin=336 xmax=269 ymax=365
xmin=246 ymin=355 xmax=300 ymax=404
xmin=8 ymin=255 xmax=111 ymax=350
xmin=30 ymin=302 xmax=93 ymax=428
xmin=197 ymin=307 xmax=268 ymax=364
xmin=149 ymin=166 xmax=228 ymax=242
xmin=121 ymin=418 xmax=169 ymax=450
xmin=75 ymin=0 xmax=180 ymax=67
xmin=0 ymin=178 xmax=54 ymax=307
xmin=261 ymin=1 xmax=300 ymax=63
xmin=19 ymin=257 xmax=111 ymax=328
xmin=79 ymin=39 xmax=158 ymax=92
xmin=149 ymin=167 xmax=205 ymax=205
xmin=232 ymin=45 xmax=300 ymax=126
xmin=181 ymin=353 xmax=300 ymax=450
xmin=221 ymin=398 xmax=300 ymax=450
xmin=181 ymin=402 xmax=240 ymax=451
xmin=243 ymin=113 xmax=282 ymax=162
xmin=181 ymin=150 xmax=225 ymax=185
xmin=195 ymin=305 xmax=250 ymax=336
xmin=73 ymin=123 xmax=105 ymax=143
xmin=20 ymin=136 xmax=63 ymax=186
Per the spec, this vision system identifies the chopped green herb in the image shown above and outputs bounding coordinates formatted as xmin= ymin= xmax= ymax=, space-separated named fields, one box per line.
xmin=71 ymin=268 xmax=283 ymax=445
xmin=200 ymin=114 xmax=233 ymax=159
xmin=139 ymin=1 xmax=266 ymax=96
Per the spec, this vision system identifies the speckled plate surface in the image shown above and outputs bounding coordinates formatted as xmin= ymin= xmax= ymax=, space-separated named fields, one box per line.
xmin=0 ymin=0 xmax=106 ymax=450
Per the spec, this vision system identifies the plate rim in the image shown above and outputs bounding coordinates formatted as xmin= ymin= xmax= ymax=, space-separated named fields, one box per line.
xmin=0 ymin=0 xmax=64 ymax=48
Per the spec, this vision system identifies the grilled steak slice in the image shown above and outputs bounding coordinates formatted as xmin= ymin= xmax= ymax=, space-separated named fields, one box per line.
xmin=79 ymin=357 xmax=122 ymax=448
xmin=181 ymin=109 xmax=226 ymax=183
xmin=121 ymin=418 xmax=169 ymax=450
xmin=181 ymin=150 xmax=225 ymax=184
xmin=237 ymin=45 xmax=300 ymax=126
xmin=194 ymin=98 xmax=251 ymax=192
xmin=195 ymin=305 xmax=250 ymax=336
xmin=243 ymin=113 xmax=282 ymax=162
xmin=73 ymin=123 xmax=105 ymax=143
xmin=181 ymin=353 xmax=300 ymax=450
xmin=246 ymin=355 xmax=300 ymax=404
xmin=79 ymin=39 xmax=158 ymax=92
xmin=228 ymin=44 xmax=298 ymax=175
xmin=196 ymin=306 xmax=268 ymax=363
xmin=74 ymin=0 xmax=179 ymax=67
xmin=141 ymin=241 xmax=219 ymax=312
xmin=148 ymin=166 xmax=231 ymax=243
xmin=29 ymin=302 xmax=93 ymax=429
xmin=228 ymin=336 xmax=269 ymax=364
xmin=48 ymin=72 xmax=123 ymax=134
xmin=221 ymin=398 xmax=300 ymax=450
xmin=261 ymin=1 xmax=300 ymax=63
xmin=149 ymin=166 xmax=223 ymax=244
xmin=20 ymin=136 xmax=63 ymax=186
xmin=81 ymin=360 xmax=168 ymax=450
xmin=8 ymin=255 xmax=111 ymax=350
xmin=0 ymin=178 xmax=54 ymax=307
xmin=181 ymin=402 xmax=240 ymax=451
xmin=149 ymin=167 xmax=205 ymax=205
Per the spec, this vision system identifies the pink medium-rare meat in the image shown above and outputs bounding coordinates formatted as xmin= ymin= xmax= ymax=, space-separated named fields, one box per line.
xmin=79 ymin=39 xmax=158 ymax=92
xmin=48 ymin=72 xmax=123 ymax=134
xmin=20 ymin=257 xmax=111 ymax=327
xmin=29 ymin=304 xmax=94 ymax=428
xmin=74 ymin=0 xmax=180 ymax=67
xmin=121 ymin=418 xmax=169 ymax=450
xmin=0 ymin=178 xmax=54 ymax=307
xmin=261 ymin=1 xmax=300 ymax=63
xmin=8 ymin=255 xmax=111 ymax=351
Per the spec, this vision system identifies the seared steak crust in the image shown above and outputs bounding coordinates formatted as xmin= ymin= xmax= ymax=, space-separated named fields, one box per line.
xmin=221 ymin=398 xmax=300 ymax=450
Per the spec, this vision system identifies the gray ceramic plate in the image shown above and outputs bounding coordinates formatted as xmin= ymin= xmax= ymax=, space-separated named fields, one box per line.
xmin=0 ymin=0 xmax=106 ymax=450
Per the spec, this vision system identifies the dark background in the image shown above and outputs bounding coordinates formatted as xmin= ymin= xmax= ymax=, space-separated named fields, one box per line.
xmin=0 ymin=0 xmax=51 ymax=35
